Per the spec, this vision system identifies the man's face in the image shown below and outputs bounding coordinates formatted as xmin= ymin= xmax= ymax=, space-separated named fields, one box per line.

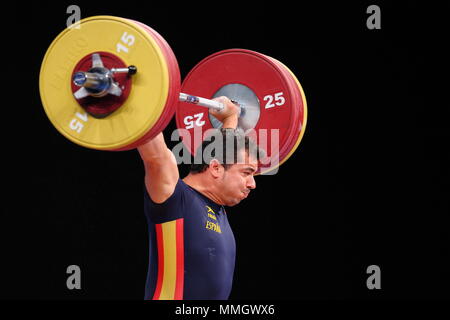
xmin=217 ymin=151 xmax=258 ymax=206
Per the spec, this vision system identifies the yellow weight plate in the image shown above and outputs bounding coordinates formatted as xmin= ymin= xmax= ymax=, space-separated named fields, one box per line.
xmin=39 ymin=16 xmax=169 ymax=150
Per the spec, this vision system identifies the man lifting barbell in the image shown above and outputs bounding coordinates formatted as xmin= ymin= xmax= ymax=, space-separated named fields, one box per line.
xmin=39 ymin=16 xmax=307 ymax=300
xmin=138 ymin=96 xmax=260 ymax=299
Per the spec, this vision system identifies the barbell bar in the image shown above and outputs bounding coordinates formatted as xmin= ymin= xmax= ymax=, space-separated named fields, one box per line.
xmin=71 ymin=58 xmax=229 ymax=112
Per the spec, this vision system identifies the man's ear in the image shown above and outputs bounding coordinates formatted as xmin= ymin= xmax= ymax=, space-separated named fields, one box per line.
xmin=208 ymin=159 xmax=224 ymax=178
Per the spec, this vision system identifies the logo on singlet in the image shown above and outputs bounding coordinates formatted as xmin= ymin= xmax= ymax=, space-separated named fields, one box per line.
xmin=205 ymin=206 xmax=221 ymax=233
xmin=206 ymin=206 xmax=217 ymax=221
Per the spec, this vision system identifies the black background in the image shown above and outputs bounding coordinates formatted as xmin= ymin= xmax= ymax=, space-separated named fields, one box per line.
xmin=3 ymin=1 xmax=448 ymax=302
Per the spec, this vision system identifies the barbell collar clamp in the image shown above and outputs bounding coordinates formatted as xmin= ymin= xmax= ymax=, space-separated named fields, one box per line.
xmin=72 ymin=52 xmax=137 ymax=100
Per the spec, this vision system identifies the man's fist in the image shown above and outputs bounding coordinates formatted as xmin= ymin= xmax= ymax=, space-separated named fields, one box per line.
xmin=209 ymin=96 xmax=240 ymax=128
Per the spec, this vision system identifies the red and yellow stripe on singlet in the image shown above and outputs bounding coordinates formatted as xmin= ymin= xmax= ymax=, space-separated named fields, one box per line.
xmin=152 ymin=219 xmax=184 ymax=300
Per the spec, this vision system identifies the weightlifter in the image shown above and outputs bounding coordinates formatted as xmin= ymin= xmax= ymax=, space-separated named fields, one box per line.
xmin=138 ymin=97 xmax=260 ymax=300
xmin=39 ymin=16 xmax=306 ymax=300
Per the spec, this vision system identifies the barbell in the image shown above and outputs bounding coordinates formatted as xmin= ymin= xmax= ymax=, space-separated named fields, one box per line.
xmin=39 ymin=16 xmax=307 ymax=174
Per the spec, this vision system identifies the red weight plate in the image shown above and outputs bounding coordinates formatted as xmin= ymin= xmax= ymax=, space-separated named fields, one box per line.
xmin=271 ymin=58 xmax=307 ymax=160
xmin=264 ymin=55 xmax=305 ymax=171
xmin=115 ymin=20 xmax=181 ymax=150
xmin=176 ymin=49 xmax=299 ymax=173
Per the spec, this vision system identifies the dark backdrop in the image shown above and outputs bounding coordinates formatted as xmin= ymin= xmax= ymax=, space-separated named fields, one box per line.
xmin=3 ymin=1 xmax=448 ymax=300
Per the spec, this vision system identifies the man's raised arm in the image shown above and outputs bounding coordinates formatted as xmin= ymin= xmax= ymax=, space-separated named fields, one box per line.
xmin=138 ymin=132 xmax=179 ymax=204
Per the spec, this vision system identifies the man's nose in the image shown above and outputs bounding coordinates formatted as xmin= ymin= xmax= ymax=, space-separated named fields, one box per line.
xmin=247 ymin=175 xmax=256 ymax=190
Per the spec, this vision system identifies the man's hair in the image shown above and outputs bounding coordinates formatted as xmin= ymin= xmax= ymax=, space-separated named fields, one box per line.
xmin=190 ymin=128 xmax=263 ymax=174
